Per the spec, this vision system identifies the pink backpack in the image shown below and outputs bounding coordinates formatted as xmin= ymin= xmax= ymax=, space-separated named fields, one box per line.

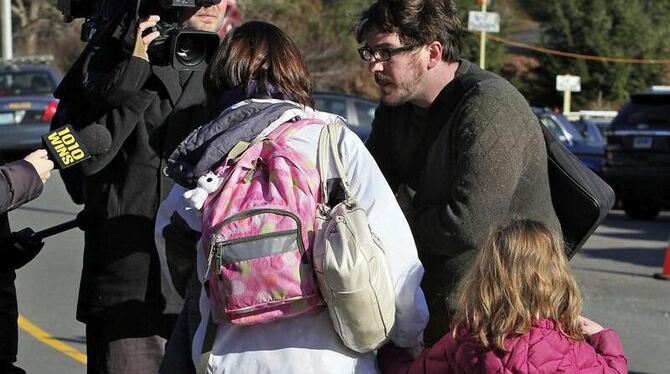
xmin=201 ymin=118 xmax=325 ymax=325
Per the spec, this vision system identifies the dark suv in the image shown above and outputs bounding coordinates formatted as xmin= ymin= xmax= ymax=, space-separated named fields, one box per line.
xmin=602 ymin=87 xmax=670 ymax=219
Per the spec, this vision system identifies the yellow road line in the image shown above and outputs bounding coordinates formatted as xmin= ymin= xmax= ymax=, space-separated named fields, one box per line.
xmin=18 ymin=314 xmax=87 ymax=365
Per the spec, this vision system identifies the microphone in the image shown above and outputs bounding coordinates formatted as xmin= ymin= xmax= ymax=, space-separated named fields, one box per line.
xmin=78 ymin=124 xmax=112 ymax=158
xmin=31 ymin=219 xmax=80 ymax=240
xmin=42 ymin=124 xmax=112 ymax=169
xmin=11 ymin=209 xmax=100 ymax=243
xmin=7 ymin=210 xmax=98 ymax=268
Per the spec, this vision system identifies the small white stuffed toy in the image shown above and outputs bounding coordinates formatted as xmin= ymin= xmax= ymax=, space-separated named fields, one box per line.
xmin=183 ymin=171 xmax=222 ymax=210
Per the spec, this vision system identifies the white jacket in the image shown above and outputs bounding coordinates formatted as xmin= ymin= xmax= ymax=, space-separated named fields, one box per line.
xmin=155 ymin=100 xmax=428 ymax=373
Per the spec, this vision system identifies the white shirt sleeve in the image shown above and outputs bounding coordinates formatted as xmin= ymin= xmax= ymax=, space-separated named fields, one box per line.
xmin=335 ymin=126 xmax=429 ymax=348
xmin=154 ymin=184 xmax=203 ymax=312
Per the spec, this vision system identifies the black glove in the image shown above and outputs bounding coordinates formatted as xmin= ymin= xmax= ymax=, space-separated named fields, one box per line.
xmin=4 ymin=228 xmax=44 ymax=270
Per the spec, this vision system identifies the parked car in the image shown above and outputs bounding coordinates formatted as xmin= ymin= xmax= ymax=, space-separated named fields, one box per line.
xmin=313 ymin=91 xmax=378 ymax=141
xmin=602 ymin=86 xmax=670 ymax=219
xmin=585 ymin=116 xmax=615 ymax=139
xmin=566 ymin=110 xmax=617 ymax=139
xmin=532 ymin=107 xmax=606 ymax=175
xmin=0 ymin=57 xmax=62 ymax=158
xmin=570 ymin=118 xmax=607 ymax=147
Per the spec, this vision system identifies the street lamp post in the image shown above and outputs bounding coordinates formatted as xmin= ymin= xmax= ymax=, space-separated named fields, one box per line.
xmin=1 ymin=0 xmax=12 ymax=60
xmin=479 ymin=0 xmax=487 ymax=69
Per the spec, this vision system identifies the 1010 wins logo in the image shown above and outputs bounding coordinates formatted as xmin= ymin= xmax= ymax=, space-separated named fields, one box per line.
xmin=42 ymin=125 xmax=91 ymax=169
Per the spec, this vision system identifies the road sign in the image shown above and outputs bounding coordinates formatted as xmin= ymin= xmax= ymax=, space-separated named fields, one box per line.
xmin=468 ymin=11 xmax=500 ymax=33
xmin=556 ymin=74 xmax=581 ymax=92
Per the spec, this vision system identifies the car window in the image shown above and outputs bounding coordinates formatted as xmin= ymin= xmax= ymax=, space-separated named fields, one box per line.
xmin=554 ymin=114 xmax=586 ymax=143
xmin=571 ymin=120 xmax=587 ymax=135
xmin=0 ymin=71 xmax=54 ymax=96
xmin=539 ymin=116 xmax=567 ymax=143
xmin=353 ymin=100 xmax=376 ymax=129
xmin=314 ymin=97 xmax=347 ymax=119
xmin=571 ymin=120 xmax=594 ymax=140
xmin=587 ymin=118 xmax=613 ymax=136
xmin=572 ymin=119 xmax=606 ymax=146
xmin=622 ymin=103 xmax=670 ymax=129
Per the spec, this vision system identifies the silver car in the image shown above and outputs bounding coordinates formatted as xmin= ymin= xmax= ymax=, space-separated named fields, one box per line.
xmin=313 ymin=91 xmax=378 ymax=141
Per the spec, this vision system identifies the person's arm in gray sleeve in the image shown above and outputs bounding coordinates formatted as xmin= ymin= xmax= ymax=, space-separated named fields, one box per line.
xmin=0 ymin=150 xmax=54 ymax=270
xmin=0 ymin=150 xmax=51 ymax=213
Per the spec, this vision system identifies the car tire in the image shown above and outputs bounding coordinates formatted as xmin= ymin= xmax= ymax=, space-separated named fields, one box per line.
xmin=622 ymin=197 xmax=661 ymax=220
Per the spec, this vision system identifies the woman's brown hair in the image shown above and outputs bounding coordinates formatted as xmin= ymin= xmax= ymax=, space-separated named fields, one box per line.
xmin=452 ymin=220 xmax=584 ymax=352
xmin=204 ymin=21 xmax=313 ymax=113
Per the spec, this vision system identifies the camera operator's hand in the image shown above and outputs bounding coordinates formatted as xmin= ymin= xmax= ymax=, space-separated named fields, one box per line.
xmin=24 ymin=149 xmax=53 ymax=184
xmin=134 ymin=15 xmax=161 ymax=61
xmin=2 ymin=228 xmax=44 ymax=271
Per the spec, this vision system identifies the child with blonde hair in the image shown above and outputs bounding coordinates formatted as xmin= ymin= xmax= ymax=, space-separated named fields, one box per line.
xmin=379 ymin=219 xmax=628 ymax=373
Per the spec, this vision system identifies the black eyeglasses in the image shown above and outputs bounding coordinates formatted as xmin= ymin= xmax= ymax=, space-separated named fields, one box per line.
xmin=357 ymin=44 xmax=419 ymax=62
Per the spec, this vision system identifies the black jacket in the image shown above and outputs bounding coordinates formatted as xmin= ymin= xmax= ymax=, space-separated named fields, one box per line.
xmin=0 ymin=160 xmax=42 ymax=361
xmin=63 ymin=51 xmax=211 ymax=322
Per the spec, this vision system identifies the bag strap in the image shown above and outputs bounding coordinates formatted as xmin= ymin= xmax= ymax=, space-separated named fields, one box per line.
xmin=318 ymin=120 xmax=353 ymax=206
xmin=227 ymin=118 xmax=320 ymax=164
xmin=196 ymin=314 xmax=217 ymax=374
xmin=269 ymin=117 xmax=322 ymax=145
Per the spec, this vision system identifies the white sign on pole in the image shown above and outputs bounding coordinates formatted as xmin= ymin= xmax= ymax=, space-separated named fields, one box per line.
xmin=467 ymin=11 xmax=500 ymax=33
xmin=556 ymin=75 xmax=581 ymax=92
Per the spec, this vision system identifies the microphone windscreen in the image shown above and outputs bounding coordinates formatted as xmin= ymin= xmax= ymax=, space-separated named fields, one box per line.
xmin=78 ymin=124 xmax=112 ymax=156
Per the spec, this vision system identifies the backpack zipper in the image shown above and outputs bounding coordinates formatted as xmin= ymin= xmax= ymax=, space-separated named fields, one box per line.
xmin=207 ymin=208 xmax=309 ymax=268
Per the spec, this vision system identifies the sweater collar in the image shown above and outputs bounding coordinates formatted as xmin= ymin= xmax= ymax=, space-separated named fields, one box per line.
xmin=419 ymin=59 xmax=472 ymax=127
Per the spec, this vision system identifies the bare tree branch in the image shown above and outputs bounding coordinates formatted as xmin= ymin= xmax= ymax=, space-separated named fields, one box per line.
xmin=12 ymin=0 xmax=28 ymax=27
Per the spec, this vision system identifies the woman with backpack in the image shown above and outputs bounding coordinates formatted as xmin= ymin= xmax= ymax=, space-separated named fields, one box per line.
xmin=155 ymin=21 xmax=428 ymax=373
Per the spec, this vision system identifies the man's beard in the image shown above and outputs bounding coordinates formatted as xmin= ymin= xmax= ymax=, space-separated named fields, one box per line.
xmin=375 ymin=59 xmax=423 ymax=106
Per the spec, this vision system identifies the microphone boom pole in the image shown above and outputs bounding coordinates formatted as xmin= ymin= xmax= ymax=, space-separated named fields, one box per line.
xmin=31 ymin=219 xmax=80 ymax=240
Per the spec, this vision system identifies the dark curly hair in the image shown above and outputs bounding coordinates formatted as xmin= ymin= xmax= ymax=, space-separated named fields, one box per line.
xmin=354 ymin=0 xmax=463 ymax=62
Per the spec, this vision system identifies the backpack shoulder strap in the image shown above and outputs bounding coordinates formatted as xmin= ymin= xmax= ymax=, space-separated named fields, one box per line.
xmin=267 ymin=117 xmax=326 ymax=145
xmin=318 ymin=120 xmax=353 ymax=206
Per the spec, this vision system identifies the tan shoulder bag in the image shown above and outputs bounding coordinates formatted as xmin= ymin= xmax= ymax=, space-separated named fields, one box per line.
xmin=313 ymin=121 xmax=396 ymax=353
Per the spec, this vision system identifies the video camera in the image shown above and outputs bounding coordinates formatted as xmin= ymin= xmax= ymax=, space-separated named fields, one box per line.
xmin=56 ymin=0 xmax=221 ymax=71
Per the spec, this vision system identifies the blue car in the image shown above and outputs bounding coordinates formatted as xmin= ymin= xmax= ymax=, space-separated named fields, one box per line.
xmin=533 ymin=107 xmax=606 ymax=175
xmin=570 ymin=118 xmax=608 ymax=146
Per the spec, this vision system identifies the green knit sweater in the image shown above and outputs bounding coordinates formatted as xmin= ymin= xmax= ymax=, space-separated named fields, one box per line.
xmin=366 ymin=59 xmax=561 ymax=342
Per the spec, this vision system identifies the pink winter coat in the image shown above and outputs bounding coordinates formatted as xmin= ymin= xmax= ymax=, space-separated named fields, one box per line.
xmin=379 ymin=319 xmax=627 ymax=373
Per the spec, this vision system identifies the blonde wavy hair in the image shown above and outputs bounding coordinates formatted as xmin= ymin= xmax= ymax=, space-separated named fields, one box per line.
xmin=452 ymin=220 xmax=584 ymax=352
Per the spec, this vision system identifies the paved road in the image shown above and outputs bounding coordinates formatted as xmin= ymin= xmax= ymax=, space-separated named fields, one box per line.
xmin=572 ymin=210 xmax=670 ymax=373
xmin=9 ymin=172 xmax=670 ymax=373
xmin=13 ymin=173 xmax=85 ymax=374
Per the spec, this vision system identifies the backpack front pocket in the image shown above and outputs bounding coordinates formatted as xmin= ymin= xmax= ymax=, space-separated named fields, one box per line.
xmin=205 ymin=209 xmax=322 ymax=325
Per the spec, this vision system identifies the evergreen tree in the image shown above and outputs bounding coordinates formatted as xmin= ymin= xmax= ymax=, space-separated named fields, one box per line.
xmin=519 ymin=0 xmax=670 ymax=109
xmin=454 ymin=0 xmax=506 ymax=73
xmin=239 ymin=0 xmax=373 ymax=94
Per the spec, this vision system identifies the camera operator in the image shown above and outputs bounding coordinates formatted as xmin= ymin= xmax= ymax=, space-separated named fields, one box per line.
xmin=53 ymin=2 xmax=230 ymax=373
xmin=0 ymin=150 xmax=54 ymax=374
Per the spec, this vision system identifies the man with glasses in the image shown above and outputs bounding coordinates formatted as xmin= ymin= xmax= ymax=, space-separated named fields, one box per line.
xmin=354 ymin=0 xmax=561 ymax=345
